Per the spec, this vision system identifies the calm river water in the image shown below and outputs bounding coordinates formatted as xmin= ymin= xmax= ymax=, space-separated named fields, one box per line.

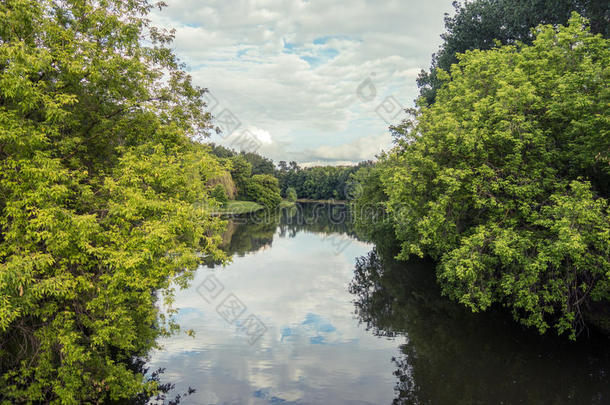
xmin=147 ymin=203 xmax=609 ymax=404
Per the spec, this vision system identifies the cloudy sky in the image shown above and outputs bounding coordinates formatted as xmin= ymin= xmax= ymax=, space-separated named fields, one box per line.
xmin=151 ymin=0 xmax=455 ymax=165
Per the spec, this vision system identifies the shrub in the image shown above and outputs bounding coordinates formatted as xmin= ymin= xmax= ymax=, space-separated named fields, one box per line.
xmin=246 ymin=174 xmax=282 ymax=210
xmin=286 ymin=187 xmax=298 ymax=202
xmin=211 ymin=184 xmax=229 ymax=205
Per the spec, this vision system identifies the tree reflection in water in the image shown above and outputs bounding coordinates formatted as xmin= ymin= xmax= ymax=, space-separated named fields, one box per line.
xmin=349 ymin=242 xmax=610 ymax=405
xmin=207 ymin=202 xmax=357 ymax=267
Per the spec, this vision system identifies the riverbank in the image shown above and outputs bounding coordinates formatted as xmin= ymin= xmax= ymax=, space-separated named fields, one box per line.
xmin=296 ymin=198 xmax=347 ymax=205
xmin=215 ymin=200 xmax=297 ymax=216
xmin=279 ymin=201 xmax=297 ymax=208
xmin=216 ymin=200 xmax=264 ymax=215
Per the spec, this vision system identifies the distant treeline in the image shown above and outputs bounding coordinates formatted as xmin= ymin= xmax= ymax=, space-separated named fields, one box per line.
xmin=208 ymin=143 xmax=374 ymax=201
xmin=276 ymin=161 xmax=374 ymax=201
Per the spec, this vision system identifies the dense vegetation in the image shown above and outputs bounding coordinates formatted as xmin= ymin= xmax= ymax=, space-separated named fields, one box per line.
xmin=0 ymin=0 xmax=229 ymax=402
xmin=246 ymin=174 xmax=282 ymax=210
xmin=286 ymin=187 xmax=298 ymax=203
xmin=1 ymin=0 xmax=607 ymax=402
xmin=349 ymin=159 xmax=393 ymax=241
xmin=209 ymin=144 xmax=275 ymax=176
xmin=356 ymin=15 xmax=609 ymax=338
xmin=417 ymin=0 xmax=609 ymax=105
xmin=207 ymin=144 xmax=281 ymax=210
xmin=209 ymin=144 xmax=373 ymax=203
xmin=276 ymin=160 xmax=373 ymax=200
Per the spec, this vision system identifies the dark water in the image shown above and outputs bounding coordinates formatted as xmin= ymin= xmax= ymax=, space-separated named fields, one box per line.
xmin=148 ymin=204 xmax=610 ymax=404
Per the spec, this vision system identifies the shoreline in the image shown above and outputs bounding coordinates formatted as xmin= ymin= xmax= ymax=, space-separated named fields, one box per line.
xmin=296 ymin=198 xmax=348 ymax=205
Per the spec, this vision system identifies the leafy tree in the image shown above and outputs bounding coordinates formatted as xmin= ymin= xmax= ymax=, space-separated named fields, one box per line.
xmin=208 ymin=143 xmax=237 ymax=159
xmin=0 ymin=0 xmax=225 ymax=402
xmin=229 ymin=155 xmax=252 ymax=198
xmin=208 ymin=171 xmax=237 ymax=200
xmin=246 ymin=175 xmax=282 ymax=210
xmin=418 ymin=0 xmax=610 ymax=105
xmin=350 ymin=160 xmax=393 ymax=242
xmin=286 ymin=187 xmax=298 ymax=202
xmin=241 ymin=151 xmax=275 ymax=176
xmin=211 ymin=184 xmax=229 ymax=206
xmin=208 ymin=145 xmax=277 ymax=195
xmin=277 ymin=160 xmax=289 ymax=172
xmin=383 ymin=15 xmax=609 ymax=338
xmin=207 ymin=144 xmax=275 ymax=176
xmin=276 ymin=163 xmax=373 ymax=201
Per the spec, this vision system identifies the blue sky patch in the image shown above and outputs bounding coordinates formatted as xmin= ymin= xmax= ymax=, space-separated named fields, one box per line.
xmin=310 ymin=336 xmax=325 ymax=344
xmin=282 ymin=40 xmax=297 ymax=53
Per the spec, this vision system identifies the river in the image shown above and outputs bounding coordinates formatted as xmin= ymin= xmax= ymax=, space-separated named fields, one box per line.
xmin=147 ymin=203 xmax=610 ymax=404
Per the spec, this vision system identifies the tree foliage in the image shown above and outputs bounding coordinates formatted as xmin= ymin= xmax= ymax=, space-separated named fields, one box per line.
xmin=211 ymin=184 xmax=229 ymax=205
xmin=277 ymin=161 xmax=373 ymax=200
xmin=382 ymin=15 xmax=609 ymax=338
xmin=0 ymin=0 xmax=225 ymax=402
xmin=286 ymin=187 xmax=298 ymax=202
xmin=418 ymin=0 xmax=610 ymax=105
xmin=240 ymin=151 xmax=275 ymax=176
xmin=208 ymin=171 xmax=237 ymax=200
xmin=246 ymin=174 xmax=282 ymax=210
xmin=349 ymin=159 xmax=393 ymax=242
xmin=228 ymin=155 xmax=253 ymax=198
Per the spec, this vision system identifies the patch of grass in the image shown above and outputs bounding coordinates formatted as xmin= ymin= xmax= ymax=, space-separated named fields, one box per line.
xmin=218 ymin=200 xmax=264 ymax=215
xmin=279 ymin=200 xmax=296 ymax=208
xmin=212 ymin=200 xmax=296 ymax=215
xmin=295 ymin=198 xmax=347 ymax=205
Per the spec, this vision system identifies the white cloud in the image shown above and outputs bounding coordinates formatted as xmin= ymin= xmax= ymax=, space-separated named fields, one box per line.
xmin=305 ymin=132 xmax=392 ymax=163
xmin=151 ymin=0 xmax=454 ymax=163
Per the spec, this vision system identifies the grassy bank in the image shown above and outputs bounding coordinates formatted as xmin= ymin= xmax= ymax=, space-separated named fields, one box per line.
xmin=217 ymin=200 xmax=264 ymax=215
xmin=296 ymin=198 xmax=347 ymax=205
xmin=279 ymin=201 xmax=297 ymax=208
xmin=216 ymin=200 xmax=297 ymax=215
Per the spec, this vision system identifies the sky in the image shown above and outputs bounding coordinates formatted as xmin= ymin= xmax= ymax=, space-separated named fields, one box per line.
xmin=150 ymin=0 xmax=456 ymax=166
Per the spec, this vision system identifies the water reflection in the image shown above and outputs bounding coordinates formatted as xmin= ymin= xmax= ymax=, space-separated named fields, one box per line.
xmin=350 ymin=241 xmax=610 ymax=404
xmin=150 ymin=203 xmax=609 ymax=404
xmin=149 ymin=204 xmax=398 ymax=404
xmin=208 ymin=203 xmax=357 ymax=266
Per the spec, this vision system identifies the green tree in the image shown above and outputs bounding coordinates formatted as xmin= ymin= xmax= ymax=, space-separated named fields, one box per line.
xmin=383 ymin=15 xmax=609 ymax=338
xmin=229 ymin=154 xmax=253 ymax=198
xmin=286 ymin=187 xmax=298 ymax=202
xmin=241 ymin=151 xmax=275 ymax=175
xmin=246 ymin=174 xmax=282 ymax=210
xmin=208 ymin=143 xmax=237 ymax=159
xmin=418 ymin=0 xmax=609 ymax=105
xmin=277 ymin=164 xmax=369 ymax=201
xmin=0 ymin=0 xmax=225 ymax=402
xmin=211 ymin=184 xmax=229 ymax=206
xmin=350 ymin=160 xmax=393 ymax=242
